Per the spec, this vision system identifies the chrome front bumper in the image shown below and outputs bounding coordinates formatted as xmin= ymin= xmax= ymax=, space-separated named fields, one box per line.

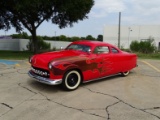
xmin=28 ymin=70 xmax=62 ymax=85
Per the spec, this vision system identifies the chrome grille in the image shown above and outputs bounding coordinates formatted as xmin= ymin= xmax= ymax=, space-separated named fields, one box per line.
xmin=31 ymin=66 xmax=50 ymax=78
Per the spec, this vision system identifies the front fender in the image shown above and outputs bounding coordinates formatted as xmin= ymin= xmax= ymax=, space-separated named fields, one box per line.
xmin=51 ymin=61 xmax=81 ymax=76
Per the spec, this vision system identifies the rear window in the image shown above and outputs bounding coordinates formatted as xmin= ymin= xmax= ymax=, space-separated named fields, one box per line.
xmin=111 ymin=47 xmax=119 ymax=53
xmin=93 ymin=46 xmax=109 ymax=54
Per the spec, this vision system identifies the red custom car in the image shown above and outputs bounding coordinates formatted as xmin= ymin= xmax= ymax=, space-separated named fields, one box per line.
xmin=28 ymin=40 xmax=137 ymax=90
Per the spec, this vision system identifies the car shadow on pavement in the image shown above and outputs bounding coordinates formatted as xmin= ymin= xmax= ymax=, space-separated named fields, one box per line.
xmin=26 ymin=71 xmax=136 ymax=92
xmin=82 ymin=71 xmax=136 ymax=87
xmin=82 ymin=74 xmax=120 ymax=86
xmin=26 ymin=78 xmax=63 ymax=93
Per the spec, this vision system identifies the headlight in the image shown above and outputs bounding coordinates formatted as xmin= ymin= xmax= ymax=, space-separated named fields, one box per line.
xmin=48 ymin=62 xmax=52 ymax=70
xmin=29 ymin=56 xmax=33 ymax=63
xmin=48 ymin=61 xmax=56 ymax=70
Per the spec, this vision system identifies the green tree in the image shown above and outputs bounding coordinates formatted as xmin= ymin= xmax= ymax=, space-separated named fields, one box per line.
xmin=11 ymin=32 xmax=30 ymax=39
xmin=97 ymin=34 xmax=103 ymax=41
xmin=42 ymin=36 xmax=51 ymax=40
xmin=86 ymin=35 xmax=95 ymax=40
xmin=0 ymin=0 xmax=94 ymax=53
xmin=59 ymin=35 xmax=67 ymax=41
xmin=70 ymin=36 xmax=80 ymax=41
xmin=80 ymin=37 xmax=86 ymax=40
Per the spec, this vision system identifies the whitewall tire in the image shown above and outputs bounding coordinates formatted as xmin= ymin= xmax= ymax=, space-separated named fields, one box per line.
xmin=121 ymin=71 xmax=130 ymax=76
xmin=62 ymin=70 xmax=81 ymax=90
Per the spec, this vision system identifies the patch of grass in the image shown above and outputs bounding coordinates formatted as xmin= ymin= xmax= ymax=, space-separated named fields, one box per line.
xmin=0 ymin=50 xmax=33 ymax=60
xmin=0 ymin=50 xmax=160 ymax=60
xmin=136 ymin=52 xmax=160 ymax=60
xmin=122 ymin=49 xmax=160 ymax=60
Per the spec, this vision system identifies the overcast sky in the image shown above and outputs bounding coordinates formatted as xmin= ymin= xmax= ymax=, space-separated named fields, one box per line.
xmin=1 ymin=0 xmax=160 ymax=38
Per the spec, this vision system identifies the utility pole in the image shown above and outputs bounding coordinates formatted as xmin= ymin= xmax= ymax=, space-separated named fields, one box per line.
xmin=55 ymin=31 xmax=56 ymax=41
xmin=118 ymin=12 xmax=121 ymax=48
xmin=128 ymin=27 xmax=132 ymax=49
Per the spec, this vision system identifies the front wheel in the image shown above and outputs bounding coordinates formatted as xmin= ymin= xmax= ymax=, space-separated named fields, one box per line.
xmin=62 ymin=70 xmax=81 ymax=90
xmin=121 ymin=71 xmax=130 ymax=77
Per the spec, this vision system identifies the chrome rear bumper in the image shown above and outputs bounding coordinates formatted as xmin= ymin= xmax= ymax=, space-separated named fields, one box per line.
xmin=28 ymin=70 xmax=62 ymax=85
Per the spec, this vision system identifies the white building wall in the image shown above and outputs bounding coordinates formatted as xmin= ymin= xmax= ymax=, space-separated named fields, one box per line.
xmin=19 ymin=39 xmax=29 ymax=51
xmin=103 ymin=25 xmax=160 ymax=49
xmin=0 ymin=39 xmax=71 ymax=51
xmin=45 ymin=40 xmax=71 ymax=50
xmin=0 ymin=39 xmax=20 ymax=51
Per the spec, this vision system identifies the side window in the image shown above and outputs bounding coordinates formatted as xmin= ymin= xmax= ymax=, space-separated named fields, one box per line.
xmin=111 ymin=47 xmax=119 ymax=53
xmin=93 ymin=46 xmax=109 ymax=54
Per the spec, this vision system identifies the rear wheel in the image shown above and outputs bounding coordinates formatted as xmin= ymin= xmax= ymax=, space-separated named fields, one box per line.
xmin=121 ymin=71 xmax=130 ymax=76
xmin=62 ymin=70 xmax=81 ymax=90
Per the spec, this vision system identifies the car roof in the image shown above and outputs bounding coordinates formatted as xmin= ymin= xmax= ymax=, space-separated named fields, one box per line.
xmin=72 ymin=40 xmax=115 ymax=47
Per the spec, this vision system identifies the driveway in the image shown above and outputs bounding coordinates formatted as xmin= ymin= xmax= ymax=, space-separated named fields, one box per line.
xmin=0 ymin=59 xmax=160 ymax=120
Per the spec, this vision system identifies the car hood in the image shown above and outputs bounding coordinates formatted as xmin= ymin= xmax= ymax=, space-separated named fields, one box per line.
xmin=31 ymin=50 xmax=87 ymax=69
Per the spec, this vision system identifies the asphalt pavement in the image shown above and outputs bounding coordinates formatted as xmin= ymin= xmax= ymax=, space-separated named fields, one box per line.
xmin=0 ymin=59 xmax=160 ymax=120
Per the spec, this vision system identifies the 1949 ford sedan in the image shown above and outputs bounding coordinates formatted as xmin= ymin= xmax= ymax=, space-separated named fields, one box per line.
xmin=28 ymin=40 xmax=137 ymax=90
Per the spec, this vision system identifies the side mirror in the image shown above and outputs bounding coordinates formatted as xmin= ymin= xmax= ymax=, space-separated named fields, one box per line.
xmin=87 ymin=49 xmax=92 ymax=54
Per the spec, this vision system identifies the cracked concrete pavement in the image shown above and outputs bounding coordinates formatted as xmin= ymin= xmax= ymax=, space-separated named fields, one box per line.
xmin=0 ymin=59 xmax=160 ymax=120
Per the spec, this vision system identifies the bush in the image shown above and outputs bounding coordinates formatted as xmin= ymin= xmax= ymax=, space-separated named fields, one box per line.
xmin=27 ymin=36 xmax=51 ymax=52
xmin=136 ymin=52 xmax=160 ymax=59
xmin=130 ymin=40 xmax=140 ymax=52
xmin=130 ymin=37 xmax=156 ymax=54
xmin=139 ymin=41 xmax=155 ymax=53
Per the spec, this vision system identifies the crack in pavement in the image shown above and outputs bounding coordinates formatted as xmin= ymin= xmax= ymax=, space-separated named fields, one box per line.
xmin=16 ymin=83 xmax=160 ymax=120
xmin=18 ymin=83 xmax=37 ymax=94
xmin=38 ymin=92 xmax=106 ymax=119
xmin=142 ymin=107 xmax=160 ymax=111
xmin=0 ymin=71 xmax=17 ymax=77
xmin=1 ymin=62 xmax=160 ymax=119
xmin=17 ymin=68 xmax=29 ymax=74
xmin=0 ymin=83 xmax=38 ymax=118
xmin=0 ymin=65 xmax=29 ymax=76
xmin=2 ymin=81 xmax=160 ymax=120
xmin=0 ymin=68 xmax=28 ymax=79
xmin=105 ymin=101 xmax=121 ymax=120
xmin=18 ymin=83 xmax=109 ymax=119
xmin=83 ymin=87 xmax=160 ymax=120
xmin=1 ymin=103 xmax=13 ymax=109
xmin=0 ymin=103 xmax=13 ymax=118
xmin=0 ymin=103 xmax=13 ymax=117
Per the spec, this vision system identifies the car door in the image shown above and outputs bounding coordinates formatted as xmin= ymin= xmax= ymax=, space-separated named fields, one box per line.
xmin=92 ymin=46 xmax=114 ymax=78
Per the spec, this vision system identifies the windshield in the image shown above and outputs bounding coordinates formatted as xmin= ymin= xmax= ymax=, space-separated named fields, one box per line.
xmin=66 ymin=44 xmax=91 ymax=52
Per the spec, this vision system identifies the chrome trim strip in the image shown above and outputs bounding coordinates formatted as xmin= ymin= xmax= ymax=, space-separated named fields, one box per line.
xmin=28 ymin=70 xmax=62 ymax=85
